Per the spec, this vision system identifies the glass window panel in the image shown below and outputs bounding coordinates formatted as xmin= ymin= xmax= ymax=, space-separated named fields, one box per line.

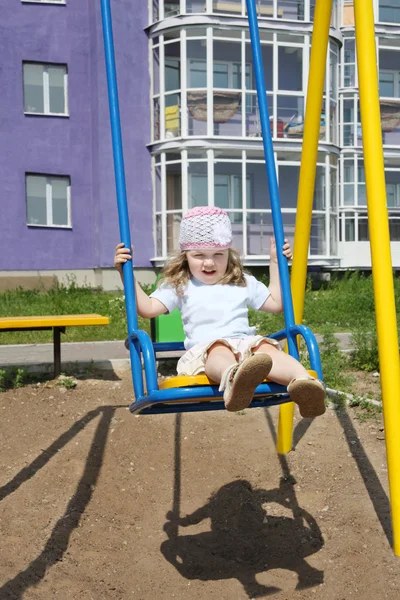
xmin=165 ymin=55 xmax=180 ymax=92
xmin=213 ymin=63 xmax=229 ymax=88
xmin=155 ymin=165 xmax=162 ymax=212
xmin=380 ymin=1 xmax=400 ymax=24
xmin=358 ymin=183 xmax=367 ymax=206
xmin=187 ymin=90 xmax=207 ymax=135
xmin=48 ymin=66 xmax=66 ymax=114
xmin=166 ymin=164 xmax=182 ymax=210
xmin=358 ymin=217 xmax=369 ymax=241
xmin=51 ymin=178 xmax=69 ymax=226
xmin=279 ymin=165 xmax=300 ymax=209
xmin=215 ymin=174 xmax=230 ymax=208
xmin=245 ymin=93 xmax=273 ymax=138
xmin=23 ymin=63 xmax=44 ymax=113
xmin=186 ymin=0 xmax=207 ymax=12
xmin=213 ymin=0 xmax=242 ymax=14
xmin=164 ymin=1 xmax=180 ymax=17
xmin=165 ymin=93 xmax=181 ymax=137
xmin=330 ymin=168 xmax=338 ymax=209
xmin=344 ymin=65 xmax=356 ymax=88
xmin=153 ymin=47 xmax=160 ymax=95
xmin=390 ymin=219 xmax=400 ymax=240
xmin=247 ymin=212 xmax=274 ymax=255
xmin=386 ymin=183 xmax=397 ymax=208
xmin=343 ymin=161 xmax=354 ymax=183
xmin=310 ymin=215 xmax=326 ymax=255
xmin=330 ymin=215 xmax=338 ymax=254
xmin=152 ymin=0 xmax=159 ymax=22
xmin=313 ymin=166 xmax=325 ymax=210
xmin=167 ymin=213 xmax=182 ymax=252
xmin=278 ymin=96 xmax=305 ymax=136
xmin=246 ymin=43 xmax=273 ymax=91
xmin=379 ymin=71 xmax=395 ymax=97
xmin=246 ymin=162 xmax=271 ymax=209
xmin=214 ymin=164 xmax=243 ymax=214
xmin=153 ymin=98 xmax=160 ymax=140
xmin=278 ymin=47 xmax=302 ymax=92
xmin=188 ymin=39 xmax=207 ymax=86
xmin=344 ymin=38 xmax=355 ymax=64
xmin=155 ymin=214 xmax=162 ymax=256
xmin=278 ymin=0 xmax=305 ymax=20
xmin=345 ymin=217 xmax=355 ymax=241
xmin=343 ymin=184 xmax=355 ymax=206
xmin=213 ymin=89 xmax=242 ymax=136
xmin=26 ymin=175 xmax=47 ymax=225
xmin=343 ymin=124 xmax=354 ymax=146
xmin=188 ymin=162 xmax=208 ymax=206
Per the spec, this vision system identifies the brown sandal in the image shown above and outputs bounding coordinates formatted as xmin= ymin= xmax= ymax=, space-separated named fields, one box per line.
xmin=287 ymin=377 xmax=326 ymax=418
xmin=220 ymin=354 xmax=273 ymax=412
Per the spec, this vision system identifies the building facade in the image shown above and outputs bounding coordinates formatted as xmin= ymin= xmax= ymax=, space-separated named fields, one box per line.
xmin=1 ymin=0 xmax=400 ymax=289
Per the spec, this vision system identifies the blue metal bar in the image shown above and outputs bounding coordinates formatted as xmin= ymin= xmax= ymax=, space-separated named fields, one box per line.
xmin=245 ymin=0 xmax=298 ymax=359
xmin=100 ymin=0 xmax=143 ymax=393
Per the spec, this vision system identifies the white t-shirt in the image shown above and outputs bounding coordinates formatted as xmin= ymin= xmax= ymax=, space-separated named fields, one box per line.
xmin=150 ymin=274 xmax=270 ymax=350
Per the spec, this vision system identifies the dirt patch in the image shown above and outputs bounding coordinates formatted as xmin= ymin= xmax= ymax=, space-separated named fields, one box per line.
xmin=0 ymin=373 xmax=398 ymax=600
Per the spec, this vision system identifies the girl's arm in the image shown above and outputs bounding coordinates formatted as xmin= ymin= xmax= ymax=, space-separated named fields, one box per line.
xmin=259 ymin=237 xmax=292 ymax=314
xmin=114 ymin=243 xmax=167 ymax=319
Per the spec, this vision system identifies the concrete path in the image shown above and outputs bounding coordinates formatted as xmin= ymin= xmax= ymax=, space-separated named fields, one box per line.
xmin=0 ymin=333 xmax=353 ymax=374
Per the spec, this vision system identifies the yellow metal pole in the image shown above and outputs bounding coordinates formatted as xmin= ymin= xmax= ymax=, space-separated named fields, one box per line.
xmin=354 ymin=0 xmax=400 ymax=556
xmin=277 ymin=0 xmax=332 ymax=454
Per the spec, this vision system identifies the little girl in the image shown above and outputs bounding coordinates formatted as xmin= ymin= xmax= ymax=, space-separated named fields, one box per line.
xmin=114 ymin=206 xmax=325 ymax=418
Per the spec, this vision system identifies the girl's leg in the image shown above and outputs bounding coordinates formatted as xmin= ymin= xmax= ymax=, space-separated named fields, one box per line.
xmin=252 ymin=342 xmax=309 ymax=386
xmin=253 ymin=342 xmax=326 ymax=418
xmin=204 ymin=342 xmax=238 ymax=383
xmin=205 ymin=342 xmax=273 ymax=412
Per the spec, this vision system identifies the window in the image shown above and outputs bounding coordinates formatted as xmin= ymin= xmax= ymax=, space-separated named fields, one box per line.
xmin=21 ymin=0 xmax=66 ymax=4
xmin=188 ymin=59 xmax=251 ymax=90
xmin=379 ymin=1 xmax=400 ymax=24
xmin=26 ymin=174 xmax=71 ymax=227
xmin=379 ymin=70 xmax=400 ymax=98
xmin=386 ymin=183 xmax=400 ymax=207
xmin=23 ymin=63 xmax=68 ymax=116
xmin=343 ymin=38 xmax=356 ymax=87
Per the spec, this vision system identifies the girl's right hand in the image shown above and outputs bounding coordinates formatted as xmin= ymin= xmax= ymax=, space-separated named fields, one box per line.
xmin=114 ymin=242 xmax=132 ymax=273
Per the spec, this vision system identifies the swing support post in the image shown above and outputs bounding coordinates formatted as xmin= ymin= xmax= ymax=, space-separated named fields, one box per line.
xmin=100 ymin=0 xmax=144 ymax=396
xmin=245 ymin=0 xmax=298 ymax=359
xmin=277 ymin=0 xmax=332 ymax=455
xmin=354 ymin=0 xmax=400 ymax=556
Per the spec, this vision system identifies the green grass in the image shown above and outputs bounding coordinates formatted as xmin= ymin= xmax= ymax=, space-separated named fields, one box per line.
xmin=0 ymin=279 xmax=150 ymax=345
xmin=0 ymin=271 xmax=398 ymax=346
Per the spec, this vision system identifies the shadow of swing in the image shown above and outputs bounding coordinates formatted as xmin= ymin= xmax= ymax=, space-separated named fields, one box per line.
xmin=161 ymin=413 xmax=324 ymax=598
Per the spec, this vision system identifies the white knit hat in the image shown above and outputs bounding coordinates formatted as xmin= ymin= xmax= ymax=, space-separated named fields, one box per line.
xmin=179 ymin=206 xmax=232 ymax=251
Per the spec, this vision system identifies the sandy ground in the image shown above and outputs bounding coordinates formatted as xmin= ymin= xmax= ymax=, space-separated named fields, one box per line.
xmin=0 ymin=372 xmax=399 ymax=600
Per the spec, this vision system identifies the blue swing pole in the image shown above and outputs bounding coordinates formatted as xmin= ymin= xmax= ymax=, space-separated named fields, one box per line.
xmin=100 ymin=0 xmax=144 ymax=396
xmin=245 ymin=0 xmax=298 ymax=360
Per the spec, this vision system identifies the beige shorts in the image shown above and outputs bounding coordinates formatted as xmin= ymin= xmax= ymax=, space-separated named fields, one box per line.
xmin=177 ymin=335 xmax=281 ymax=376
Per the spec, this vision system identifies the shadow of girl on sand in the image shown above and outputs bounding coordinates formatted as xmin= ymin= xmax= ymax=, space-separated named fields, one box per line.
xmin=161 ymin=478 xmax=324 ymax=598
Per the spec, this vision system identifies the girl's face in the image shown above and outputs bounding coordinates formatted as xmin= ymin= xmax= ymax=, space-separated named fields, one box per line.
xmin=186 ymin=249 xmax=229 ymax=285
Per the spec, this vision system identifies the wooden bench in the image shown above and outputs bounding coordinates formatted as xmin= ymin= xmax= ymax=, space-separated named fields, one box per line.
xmin=0 ymin=314 xmax=110 ymax=377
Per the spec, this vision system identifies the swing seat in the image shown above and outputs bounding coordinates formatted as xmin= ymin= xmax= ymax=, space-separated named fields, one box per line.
xmin=127 ymin=324 xmax=323 ymax=415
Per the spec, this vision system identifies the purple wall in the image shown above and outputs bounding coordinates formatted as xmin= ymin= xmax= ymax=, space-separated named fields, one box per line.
xmin=0 ymin=0 xmax=153 ymax=271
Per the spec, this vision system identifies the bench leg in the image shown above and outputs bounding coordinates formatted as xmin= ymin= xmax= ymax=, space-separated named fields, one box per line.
xmin=53 ymin=327 xmax=61 ymax=377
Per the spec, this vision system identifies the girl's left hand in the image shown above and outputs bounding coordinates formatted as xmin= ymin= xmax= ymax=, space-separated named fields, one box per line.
xmin=270 ymin=237 xmax=293 ymax=262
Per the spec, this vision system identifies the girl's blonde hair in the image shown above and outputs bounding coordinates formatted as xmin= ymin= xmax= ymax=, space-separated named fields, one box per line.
xmin=159 ymin=248 xmax=246 ymax=293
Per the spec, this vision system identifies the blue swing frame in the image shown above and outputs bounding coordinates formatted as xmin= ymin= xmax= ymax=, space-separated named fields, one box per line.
xmin=100 ymin=0 xmax=323 ymax=415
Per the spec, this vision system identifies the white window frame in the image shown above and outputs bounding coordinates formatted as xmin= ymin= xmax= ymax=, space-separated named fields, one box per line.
xmin=23 ymin=62 xmax=69 ymax=117
xmin=188 ymin=58 xmax=251 ymax=90
xmin=21 ymin=1 xmax=66 ymax=4
xmin=386 ymin=182 xmax=400 ymax=208
xmin=379 ymin=69 xmax=400 ymax=98
xmin=26 ymin=174 xmax=72 ymax=229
